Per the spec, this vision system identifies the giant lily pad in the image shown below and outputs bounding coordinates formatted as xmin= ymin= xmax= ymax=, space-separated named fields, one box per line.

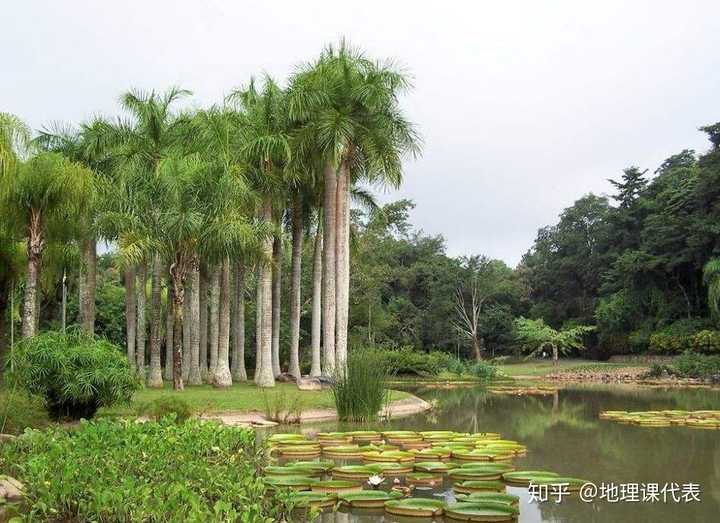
xmin=453 ymin=449 xmax=514 ymax=462
xmin=502 ymin=470 xmax=559 ymax=486
xmin=531 ymin=476 xmax=590 ymax=492
xmin=449 ymin=464 xmax=514 ymax=482
xmin=369 ymin=462 xmax=414 ymax=475
xmin=276 ymin=445 xmax=321 ymax=458
xmin=264 ymin=475 xmax=318 ymax=491
xmin=454 ymin=492 xmax=519 ymax=507
xmin=405 ymin=472 xmax=443 ymax=486
xmin=265 ymin=466 xmax=322 ymax=477
xmin=332 ymin=465 xmax=385 ymax=480
xmin=288 ymin=491 xmax=337 ymax=509
xmin=338 ymin=490 xmax=403 ymax=508
xmin=347 ymin=430 xmax=383 ymax=443
xmin=362 ymin=450 xmax=415 ymax=463
xmin=286 ymin=461 xmax=335 ymax=473
xmin=311 ymin=480 xmax=363 ymax=495
xmin=414 ymin=461 xmax=457 ymax=473
xmin=412 ymin=447 xmax=452 ymax=460
xmin=268 ymin=433 xmax=307 ymax=443
xmin=384 ymin=498 xmax=445 ymax=517
xmin=454 ymin=480 xmax=507 ymax=494
xmin=444 ymin=501 xmax=517 ymax=522
xmin=322 ymin=445 xmax=364 ymax=458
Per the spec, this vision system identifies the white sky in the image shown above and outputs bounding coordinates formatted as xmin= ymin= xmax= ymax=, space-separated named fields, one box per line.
xmin=4 ymin=0 xmax=720 ymax=266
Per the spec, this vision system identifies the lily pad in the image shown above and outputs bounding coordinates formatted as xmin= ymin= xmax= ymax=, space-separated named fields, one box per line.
xmin=338 ymin=490 xmax=403 ymax=508
xmin=322 ymin=445 xmax=364 ymax=457
xmin=405 ymin=472 xmax=443 ymax=486
xmin=369 ymin=462 xmax=414 ymax=475
xmin=453 ymin=449 xmax=514 ymax=462
xmin=454 ymin=480 xmax=507 ymax=494
xmin=384 ymin=498 xmax=445 ymax=517
xmin=362 ymin=450 xmax=416 ymax=463
xmin=414 ymin=461 xmax=457 ymax=473
xmin=288 ymin=491 xmax=337 ymax=509
xmin=264 ymin=475 xmax=318 ymax=491
xmin=311 ymin=480 xmax=363 ymax=494
xmin=286 ymin=460 xmax=335 ymax=473
xmin=454 ymin=492 xmax=519 ymax=506
xmin=449 ymin=464 xmax=514 ymax=481
xmin=502 ymin=470 xmax=559 ymax=486
xmin=347 ymin=430 xmax=383 ymax=443
xmin=276 ymin=445 xmax=321 ymax=458
xmin=332 ymin=465 xmax=385 ymax=480
xmin=444 ymin=501 xmax=517 ymax=522
xmin=265 ymin=465 xmax=322 ymax=477
xmin=412 ymin=447 xmax=452 ymax=460
xmin=531 ymin=476 xmax=590 ymax=491
xmin=268 ymin=433 xmax=307 ymax=443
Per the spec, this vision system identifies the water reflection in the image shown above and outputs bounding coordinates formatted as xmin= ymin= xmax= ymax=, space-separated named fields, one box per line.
xmin=280 ymin=384 xmax=720 ymax=522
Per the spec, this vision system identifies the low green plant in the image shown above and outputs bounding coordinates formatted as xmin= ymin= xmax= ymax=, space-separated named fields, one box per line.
xmin=262 ymin=388 xmax=305 ymax=424
xmin=7 ymin=329 xmax=140 ymax=420
xmin=0 ymin=418 xmax=293 ymax=521
xmin=331 ymin=349 xmax=390 ymax=422
xmin=467 ymin=361 xmax=497 ymax=380
xmin=374 ymin=347 xmax=455 ymax=376
xmin=138 ymin=396 xmax=194 ymax=424
xmin=0 ymin=388 xmax=50 ymax=435
xmin=671 ymin=352 xmax=720 ymax=380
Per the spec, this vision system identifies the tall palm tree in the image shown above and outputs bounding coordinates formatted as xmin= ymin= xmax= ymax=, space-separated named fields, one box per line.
xmin=288 ymin=42 xmax=421 ymax=372
xmin=271 ymin=234 xmax=283 ymax=377
xmin=309 ymin=217 xmax=323 ymax=377
xmin=228 ymin=77 xmax=293 ymax=388
xmin=231 ymin=260 xmax=248 ymax=381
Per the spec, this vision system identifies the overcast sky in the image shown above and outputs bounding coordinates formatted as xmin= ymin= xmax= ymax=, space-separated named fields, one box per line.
xmin=4 ymin=1 xmax=720 ymax=266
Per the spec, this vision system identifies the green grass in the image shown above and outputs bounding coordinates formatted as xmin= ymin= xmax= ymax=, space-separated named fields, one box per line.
xmin=100 ymin=382 xmax=411 ymax=418
xmin=497 ymin=359 xmax=649 ymax=377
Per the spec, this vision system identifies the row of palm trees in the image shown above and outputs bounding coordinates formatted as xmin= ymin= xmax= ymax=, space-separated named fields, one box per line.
xmin=0 ymin=42 xmax=420 ymax=390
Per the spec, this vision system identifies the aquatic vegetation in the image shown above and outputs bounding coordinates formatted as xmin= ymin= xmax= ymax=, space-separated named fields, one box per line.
xmin=502 ymin=470 xmax=559 ymax=486
xmin=264 ymin=475 xmax=319 ymax=491
xmin=531 ymin=476 xmax=590 ymax=491
xmin=454 ymin=492 xmax=519 ymax=506
xmin=347 ymin=430 xmax=383 ymax=443
xmin=452 ymin=449 xmax=514 ymax=462
xmin=454 ymin=480 xmax=507 ymax=494
xmin=487 ymin=385 xmax=557 ymax=396
xmin=288 ymin=491 xmax=337 ymax=509
xmin=444 ymin=501 xmax=517 ymax=522
xmin=332 ymin=465 xmax=386 ymax=480
xmin=311 ymin=480 xmax=363 ymax=494
xmin=276 ymin=445 xmax=321 ymax=458
xmin=405 ymin=472 xmax=442 ymax=486
xmin=414 ymin=461 xmax=457 ymax=473
xmin=599 ymin=409 xmax=720 ymax=428
xmin=384 ymin=498 xmax=445 ymax=517
xmin=411 ymin=447 xmax=452 ymax=460
xmin=265 ymin=465 xmax=323 ymax=477
xmin=338 ymin=490 xmax=403 ymax=508
xmin=449 ymin=464 xmax=514 ymax=481
xmin=321 ymin=445 xmax=364 ymax=458
xmin=362 ymin=450 xmax=416 ymax=463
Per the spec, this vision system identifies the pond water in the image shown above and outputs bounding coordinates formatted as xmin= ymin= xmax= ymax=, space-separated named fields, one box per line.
xmin=276 ymin=383 xmax=720 ymax=523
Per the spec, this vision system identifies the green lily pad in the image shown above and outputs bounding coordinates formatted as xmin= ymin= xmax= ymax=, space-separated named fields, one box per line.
xmin=338 ymin=490 xmax=402 ymax=508
xmin=455 ymin=492 xmax=519 ymax=506
xmin=444 ymin=501 xmax=517 ymax=522
xmin=322 ymin=445 xmax=364 ymax=457
xmin=414 ymin=461 xmax=457 ymax=473
xmin=369 ymin=462 xmax=414 ymax=475
xmin=286 ymin=460 xmax=335 ymax=473
xmin=405 ymin=472 xmax=442 ymax=486
xmin=502 ymin=470 xmax=559 ymax=486
xmin=450 ymin=464 xmax=514 ymax=481
xmin=362 ymin=450 xmax=416 ymax=463
xmin=454 ymin=481 xmax=507 ymax=494
xmin=384 ymin=498 xmax=445 ymax=517
xmin=452 ymin=449 xmax=514 ymax=462
xmin=311 ymin=480 xmax=363 ymax=494
xmin=288 ymin=491 xmax=337 ymax=509
xmin=264 ymin=475 xmax=318 ymax=490
xmin=412 ymin=447 xmax=452 ymax=460
xmin=332 ymin=465 xmax=385 ymax=480
xmin=268 ymin=433 xmax=307 ymax=443
xmin=265 ymin=465 xmax=322 ymax=477
xmin=531 ymin=476 xmax=590 ymax=491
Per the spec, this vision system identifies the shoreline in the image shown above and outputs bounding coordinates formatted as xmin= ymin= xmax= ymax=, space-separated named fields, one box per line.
xmin=200 ymin=394 xmax=433 ymax=428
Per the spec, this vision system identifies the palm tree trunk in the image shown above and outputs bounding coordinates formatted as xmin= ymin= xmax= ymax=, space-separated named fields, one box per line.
xmin=182 ymin=278 xmax=191 ymax=381
xmin=170 ymin=270 xmax=185 ymax=391
xmin=208 ymin=265 xmax=220 ymax=383
xmin=147 ymin=254 xmax=164 ymax=387
xmin=163 ymin=281 xmax=174 ymax=381
xmin=21 ymin=226 xmax=42 ymax=339
xmin=271 ymin=235 xmax=282 ymax=377
xmin=322 ymin=161 xmax=337 ymax=374
xmin=199 ymin=266 xmax=209 ymax=381
xmin=124 ymin=265 xmax=136 ymax=369
xmin=288 ymin=195 xmax=303 ymax=379
xmin=334 ymin=163 xmax=350 ymax=372
xmin=231 ymin=261 xmax=247 ymax=381
xmin=310 ymin=222 xmax=323 ymax=377
xmin=187 ymin=262 xmax=202 ymax=385
xmin=256 ymin=199 xmax=276 ymax=387
xmin=214 ymin=257 xmax=232 ymax=387
xmin=78 ymin=237 xmax=96 ymax=334
xmin=255 ymin=265 xmax=262 ymax=380
xmin=136 ymin=261 xmax=147 ymax=374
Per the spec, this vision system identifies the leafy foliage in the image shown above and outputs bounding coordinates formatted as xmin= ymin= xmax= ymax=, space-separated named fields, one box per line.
xmin=671 ymin=352 xmax=720 ymax=380
xmin=513 ymin=318 xmax=594 ymax=359
xmin=138 ymin=396 xmax=194 ymax=424
xmin=0 ymin=418 xmax=293 ymax=521
xmin=7 ymin=330 xmax=140 ymax=419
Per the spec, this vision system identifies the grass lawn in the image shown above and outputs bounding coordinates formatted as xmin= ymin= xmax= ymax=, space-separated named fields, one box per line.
xmin=100 ymin=382 xmax=412 ymax=417
xmin=497 ymin=359 xmax=649 ymax=377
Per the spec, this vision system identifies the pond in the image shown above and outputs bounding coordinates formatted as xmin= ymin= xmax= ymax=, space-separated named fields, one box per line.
xmin=276 ymin=383 xmax=720 ymax=522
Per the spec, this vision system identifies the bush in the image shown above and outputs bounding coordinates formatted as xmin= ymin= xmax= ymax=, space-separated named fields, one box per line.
xmin=0 ymin=418 xmax=292 ymax=521
xmin=649 ymin=329 xmax=720 ymax=355
xmin=262 ymin=389 xmax=305 ymax=424
xmin=7 ymin=330 xmax=140 ymax=420
xmin=331 ymin=349 xmax=390 ymax=422
xmin=139 ymin=396 xmax=194 ymax=424
xmin=0 ymin=390 xmax=50 ymax=435
xmin=373 ymin=347 xmax=455 ymax=376
xmin=467 ymin=361 xmax=497 ymax=380
xmin=671 ymin=352 xmax=720 ymax=380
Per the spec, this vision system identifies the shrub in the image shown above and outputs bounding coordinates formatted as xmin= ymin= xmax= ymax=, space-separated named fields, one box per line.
xmin=467 ymin=361 xmax=497 ymax=380
xmin=649 ymin=329 xmax=720 ymax=355
xmin=374 ymin=347 xmax=455 ymax=376
xmin=331 ymin=349 xmax=390 ymax=422
xmin=7 ymin=330 xmax=140 ymax=420
xmin=0 ymin=418 xmax=293 ymax=521
xmin=671 ymin=352 xmax=720 ymax=380
xmin=139 ymin=396 xmax=194 ymax=424
xmin=0 ymin=390 xmax=50 ymax=435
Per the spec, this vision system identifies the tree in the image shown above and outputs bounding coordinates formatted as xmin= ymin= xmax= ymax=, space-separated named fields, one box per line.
xmin=288 ymin=41 xmax=421 ymax=373
xmin=454 ymin=281 xmax=485 ymax=361
xmin=514 ymin=318 xmax=594 ymax=363
xmin=703 ymin=258 xmax=720 ymax=321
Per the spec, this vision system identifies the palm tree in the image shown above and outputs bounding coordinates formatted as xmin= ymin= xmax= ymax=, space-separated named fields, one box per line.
xmin=271 ymin=234 xmax=283 ymax=377
xmin=288 ymin=42 xmax=421 ymax=372
xmin=0 ymin=150 xmax=91 ymax=338
xmin=231 ymin=261 xmax=248 ymax=381
xmin=309 ymin=217 xmax=323 ymax=377
xmin=287 ymin=194 xmax=304 ymax=379
xmin=228 ymin=77 xmax=292 ymax=388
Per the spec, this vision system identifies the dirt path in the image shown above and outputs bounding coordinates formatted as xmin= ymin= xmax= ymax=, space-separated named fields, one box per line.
xmin=201 ymin=395 xmax=433 ymax=428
